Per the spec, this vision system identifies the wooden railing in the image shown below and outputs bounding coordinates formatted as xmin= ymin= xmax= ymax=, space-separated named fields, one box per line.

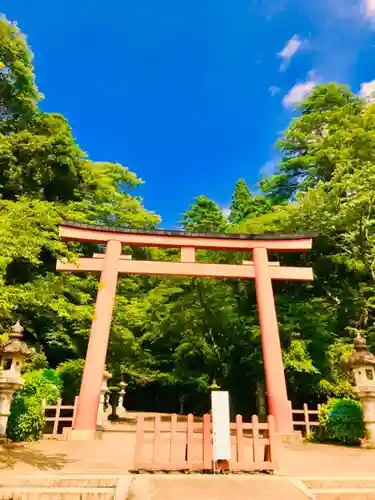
xmin=42 ymin=397 xmax=322 ymax=443
xmin=133 ymin=413 xmax=278 ymax=472
xmin=43 ymin=397 xmax=79 ymax=437
xmin=290 ymin=402 xmax=321 ymax=436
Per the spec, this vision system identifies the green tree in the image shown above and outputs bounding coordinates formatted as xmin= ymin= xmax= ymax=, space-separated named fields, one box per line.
xmin=261 ymin=83 xmax=364 ymax=202
xmin=229 ymin=178 xmax=269 ymax=224
xmin=3 ymin=11 xmax=374 ymax=422
xmin=0 ymin=16 xmax=159 ymax=368
xmin=0 ymin=15 xmax=40 ymax=123
xmin=181 ymin=195 xmax=226 ymax=232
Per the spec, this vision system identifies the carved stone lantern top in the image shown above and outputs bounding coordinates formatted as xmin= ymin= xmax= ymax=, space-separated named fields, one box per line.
xmin=0 ymin=321 xmax=34 ymax=358
xmin=209 ymin=378 xmax=220 ymax=391
xmin=344 ymin=334 xmax=375 ymax=370
xmin=100 ymin=370 xmax=112 ymax=394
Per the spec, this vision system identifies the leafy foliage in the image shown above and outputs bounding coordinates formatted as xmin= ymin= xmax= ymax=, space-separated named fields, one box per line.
xmin=7 ymin=370 xmax=61 ymax=442
xmin=2 ymin=15 xmax=375 ymax=430
xmin=56 ymin=359 xmax=85 ymax=404
xmin=181 ymin=195 xmax=226 ymax=232
xmin=314 ymin=398 xmax=365 ymax=445
xmin=229 ymin=179 xmax=269 ymax=224
xmin=7 ymin=396 xmax=45 ymax=442
xmin=0 ymin=15 xmax=40 ymax=123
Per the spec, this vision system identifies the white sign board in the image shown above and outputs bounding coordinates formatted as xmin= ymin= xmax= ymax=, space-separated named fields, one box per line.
xmin=211 ymin=390 xmax=231 ymax=461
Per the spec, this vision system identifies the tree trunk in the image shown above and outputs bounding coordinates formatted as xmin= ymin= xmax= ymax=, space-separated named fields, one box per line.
xmin=256 ymin=380 xmax=267 ymax=422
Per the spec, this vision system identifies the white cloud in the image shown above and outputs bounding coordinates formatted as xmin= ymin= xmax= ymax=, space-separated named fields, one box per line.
xmin=278 ymin=35 xmax=301 ymax=70
xmin=283 ymin=79 xmax=316 ymax=108
xmin=363 ymin=0 xmax=375 ymax=18
xmin=269 ymin=85 xmax=281 ymax=96
xmin=360 ymin=79 xmax=375 ymax=101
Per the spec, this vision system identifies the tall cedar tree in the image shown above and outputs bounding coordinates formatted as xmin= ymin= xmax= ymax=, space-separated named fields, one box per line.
xmin=181 ymin=195 xmax=227 ymax=232
xmin=229 ymin=179 xmax=269 ymax=224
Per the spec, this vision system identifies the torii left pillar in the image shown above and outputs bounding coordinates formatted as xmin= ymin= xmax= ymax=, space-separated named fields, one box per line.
xmin=71 ymin=239 xmax=122 ymax=439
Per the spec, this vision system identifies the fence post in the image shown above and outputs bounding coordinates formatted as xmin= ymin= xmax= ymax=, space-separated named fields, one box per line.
xmin=251 ymin=414 xmax=261 ymax=465
xmin=203 ymin=413 xmax=212 ymax=470
xmin=186 ymin=414 xmax=194 ymax=468
xmin=72 ymin=396 xmax=79 ymax=428
xmin=153 ymin=415 xmax=162 ymax=464
xmin=236 ymin=414 xmax=244 ymax=469
xmin=288 ymin=400 xmax=294 ymax=430
xmin=134 ymin=415 xmax=144 ymax=468
xmin=303 ymin=403 xmax=310 ymax=436
xmin=170 ymin=414 xmax=178 ymax=468
xmin=267 ymin=415 xmax=279 ymax=470
xmin=52 ymin=398 xmax=62 ymax=436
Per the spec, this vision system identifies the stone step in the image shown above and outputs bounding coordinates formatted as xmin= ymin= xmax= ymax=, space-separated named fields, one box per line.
xmin=0 ymin=476 xmax=119 ymax=488
xmin=0 ymin=486 xmax=115 ymax=500
xmin=313 ymin=488 xmax=375 ymax=500
xmin=0 ymin=475 xmax=131 ymax=500
xmin=303 ymin=478 xmax=375 ymax=490
xmin=295 ymin=478 xmax=375 ymax=500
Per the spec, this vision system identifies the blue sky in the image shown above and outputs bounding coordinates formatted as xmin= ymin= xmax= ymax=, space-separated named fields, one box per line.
xmin=3 ymin=0 xmax=375 ymax=226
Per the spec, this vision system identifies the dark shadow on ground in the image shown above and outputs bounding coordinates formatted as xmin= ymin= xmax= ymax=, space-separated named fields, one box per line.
xmin=0 ymin=443 xmax=69 ymax=470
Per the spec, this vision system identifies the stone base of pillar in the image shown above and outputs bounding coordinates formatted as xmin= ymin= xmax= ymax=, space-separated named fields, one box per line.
xmin=116 ymin=407 xmax=127 ymax=419
xmin=276 ymin=431 xmax=302 ymax=445
xmin=62 ymin=428 xmax=99 ymax=441
xmin=361 ymin=438 xmax=375 ymax=449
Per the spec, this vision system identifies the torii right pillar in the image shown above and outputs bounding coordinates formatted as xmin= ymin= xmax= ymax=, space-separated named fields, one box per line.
xmin=253 ymin=247 xmax=293 ymax=437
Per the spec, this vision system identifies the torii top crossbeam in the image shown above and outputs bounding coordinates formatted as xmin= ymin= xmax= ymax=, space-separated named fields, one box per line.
xmin=59 ymin=221 xmax=313 ymax=251
xmin=56 ymin=221 xmax=315 ymax=439
xmin=58 ymin=222 xmax=314 ymax=281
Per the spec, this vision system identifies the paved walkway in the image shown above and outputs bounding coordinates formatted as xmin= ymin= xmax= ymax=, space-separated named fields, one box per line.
xmin=2 ymin=438 xmax=375 ymax=477
xmin=2 ymin=438 xmax=375 ymax=499
xmin=0 ymin=439 xmax=134 ymax=474
xmin=131 ymin=475 xmax=308 ymax=500
xmin=279 ymin=441 xmax=375 ymax=477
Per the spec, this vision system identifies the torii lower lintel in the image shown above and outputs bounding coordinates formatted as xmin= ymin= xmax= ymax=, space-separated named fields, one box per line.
xmin=57 ymin=222 xmax=315 ymax=439
xmin=57 ymin=257 xmax=313 ymax=281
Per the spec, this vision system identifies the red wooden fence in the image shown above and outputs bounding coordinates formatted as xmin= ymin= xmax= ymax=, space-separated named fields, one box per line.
xmin=42 ymin=397 xmax=321 ymax=445
xmin=133 ymin=413 xmax=278 ymax=472
xmin=290 ymin=402 xmax=321 ymax=436
xmin=43 ymin=397 xmax=79 ymax=437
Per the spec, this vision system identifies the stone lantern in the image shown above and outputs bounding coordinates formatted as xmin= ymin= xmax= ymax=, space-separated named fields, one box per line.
xmin=209 ymin=379 xmax=220 ymax=391
xmin=116 ymin=380 xmax=127 ymax=418
xmin=97 ymin=370 xmax=112 ymax=428
xmin=344 ymin=334 xmax=375 ymax=447
xmin=0 ymin=321 xmax=34 ymax=438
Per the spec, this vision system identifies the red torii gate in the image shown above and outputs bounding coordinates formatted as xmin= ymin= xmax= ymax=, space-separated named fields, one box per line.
xmin=57 ymin=221 xmax=314 ymax=439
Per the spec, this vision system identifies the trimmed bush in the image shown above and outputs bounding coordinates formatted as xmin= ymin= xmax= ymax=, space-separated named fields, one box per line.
xmin=56 ymin=358 xmax=84 ymax=404
xmin=7 ymin=395 xmax=45 ymax=442
xmin=7 ymin=369 xmax=61 ymax=442
xmin=314 ymin=397 xmax=365 ymax=445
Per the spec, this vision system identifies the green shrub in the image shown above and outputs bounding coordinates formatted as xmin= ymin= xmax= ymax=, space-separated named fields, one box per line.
xmin=314 ymin=398 xmax=365 ymax=445
xmin=56 ymin=359 xmax=84 ymax=403
xmin=18 ymin=369 xmax=61 ymax=404
xmin=7 ymin=369 xmax=61 ymax=442
xmin=23 ymin=350 xmax=49 ymax=373
xmin=7 ymin=395 xmax=45 ymax=442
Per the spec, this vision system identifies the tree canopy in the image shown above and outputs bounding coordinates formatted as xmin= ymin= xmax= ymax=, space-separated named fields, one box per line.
xmin=1 ymin=16 xmax=373 ymax=416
